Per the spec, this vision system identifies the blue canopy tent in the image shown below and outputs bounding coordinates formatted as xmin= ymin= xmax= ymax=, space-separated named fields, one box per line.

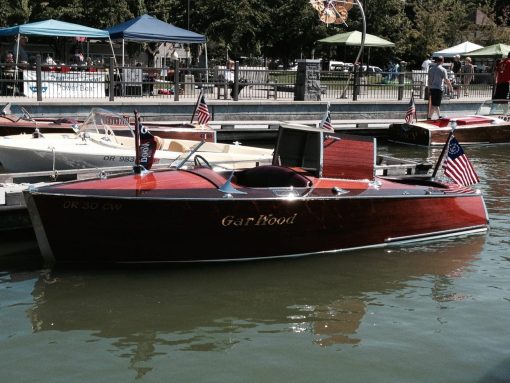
xmin=107 ymin=14 xmax=208 ymax=69
xmin=0 ymin=19 xmax=115 ymax=65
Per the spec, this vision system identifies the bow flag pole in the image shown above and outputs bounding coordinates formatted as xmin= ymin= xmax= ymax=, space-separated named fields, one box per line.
xmin=432 ymin=120 xmax=457 ymax=178
xmin=319 ymin=103 xmax=334 ymax=131
xmin=133 ymin=110 xmax=142 ymax=174
xmin=405 ymin=92 xmax=417 ymax=124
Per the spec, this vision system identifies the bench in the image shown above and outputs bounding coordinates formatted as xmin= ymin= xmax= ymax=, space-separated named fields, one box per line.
xmin=412 ymin=70 xmax=427 ymax=99
xmin=214 ymin=66 xmax=277 ymax=100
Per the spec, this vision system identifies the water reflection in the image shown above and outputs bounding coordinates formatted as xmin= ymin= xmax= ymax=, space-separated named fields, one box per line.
xmin=18 ymin=234 xmax=485 ymax=373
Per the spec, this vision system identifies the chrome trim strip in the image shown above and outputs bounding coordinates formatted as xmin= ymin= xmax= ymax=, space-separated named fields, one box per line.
xmin=385 ymin=225 xmax=488 ymax=243
xmin=33 ymin=190 xmax=483 ymax=202
xmin=117 ymin=227 xmax=488 ymax=264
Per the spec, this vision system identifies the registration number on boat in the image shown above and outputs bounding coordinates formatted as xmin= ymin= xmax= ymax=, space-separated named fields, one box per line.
xmin=103 ymin=156 xmax=135 ymax=162
xmin=63 ymin=200 xmax=122 ymax=211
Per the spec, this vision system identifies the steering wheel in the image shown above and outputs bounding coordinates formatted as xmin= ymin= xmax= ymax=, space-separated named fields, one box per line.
xmin=194 ymin=154 xmax=212 ymax=169
xmin=20 ymin=106 xmax=33 ymax=121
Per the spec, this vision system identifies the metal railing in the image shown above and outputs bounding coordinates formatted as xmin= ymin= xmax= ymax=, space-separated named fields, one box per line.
xmin=0 ymin=55 xmax=495 ymax=102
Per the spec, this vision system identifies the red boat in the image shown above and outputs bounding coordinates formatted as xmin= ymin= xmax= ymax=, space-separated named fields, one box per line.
xmin=0 ymin=104 xmax=216 ymax=142
xmin=0 ymin=103 xmax=79 ymax=136
xmin=388 ymin=100 xmax=510 ymax=146
xmin=24 ymin=122 xmax=489 ymax=266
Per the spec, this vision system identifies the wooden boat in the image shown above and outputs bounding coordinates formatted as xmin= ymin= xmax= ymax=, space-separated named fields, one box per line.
xmin=0 ymin=108 xmax=272 ymax=173
xmin=0 ymin=103 xmax=79 ymax=136
xmin=388 ymin=100 xmax=510 ymax=146
xmin=0 ymin=103 xmax=217 ymax=142
xmin=24 ymin=122 xmax=489 ymax=266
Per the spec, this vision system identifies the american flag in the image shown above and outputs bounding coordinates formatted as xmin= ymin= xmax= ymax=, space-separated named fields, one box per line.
xmin=320 ymin=109 xmax=334 ymax=131
xmin=197 ymin=95 xmax=210 ymax=126
xmin=405 ymin=93 xmax=416 ymax=124
xmin=443 ymin=136 xmax=479 ymax=186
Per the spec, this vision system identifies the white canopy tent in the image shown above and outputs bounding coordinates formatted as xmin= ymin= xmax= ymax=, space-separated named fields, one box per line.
xmin=433 ymin=41 xmax=483 ymax=58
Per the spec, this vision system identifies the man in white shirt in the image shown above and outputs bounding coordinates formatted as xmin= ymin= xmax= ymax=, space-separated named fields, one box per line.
xmin=421 ymin=55 xmax=432 ymax=72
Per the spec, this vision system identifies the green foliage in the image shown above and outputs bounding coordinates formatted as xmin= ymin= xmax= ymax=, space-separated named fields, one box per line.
xmin=0 ymin=0 xmax=507 ymax=69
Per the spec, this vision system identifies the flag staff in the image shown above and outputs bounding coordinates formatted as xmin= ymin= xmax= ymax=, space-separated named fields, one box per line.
xmin=133 ymin=110 xmax=142 ymax=174
xmin=432 ymin=120 xmax=457 ymax=178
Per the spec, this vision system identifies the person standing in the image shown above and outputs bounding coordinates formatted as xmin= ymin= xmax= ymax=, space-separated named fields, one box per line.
xmin=493 ymin=52 xmax=510 ymax=101
xmin=452 ymin=55 xmax=462 ymax=98
xmin=462 ymin=57 xmax=475 ymax=96
xmin=421 ymin=55 xmax=433 ymax=72
xmin=427 ymin=56 xmax=453 ymax=120
xmin=452 ymin=55 xmax=462 ymax=74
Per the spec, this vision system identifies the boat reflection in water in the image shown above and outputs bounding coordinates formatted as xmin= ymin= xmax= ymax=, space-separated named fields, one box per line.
xmin=26 ymin=235 xmax=485 ymax=372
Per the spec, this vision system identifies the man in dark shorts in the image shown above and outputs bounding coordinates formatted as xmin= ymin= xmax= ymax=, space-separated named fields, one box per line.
xmin=494 ymin=52 xmax=510 ymax=101
xmin=427 ymin=56 xmax=453 ymax=120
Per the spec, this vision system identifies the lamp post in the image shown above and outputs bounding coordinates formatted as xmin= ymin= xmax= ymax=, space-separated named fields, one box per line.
xmin=187 ymin=0 xmax=190 ymax=30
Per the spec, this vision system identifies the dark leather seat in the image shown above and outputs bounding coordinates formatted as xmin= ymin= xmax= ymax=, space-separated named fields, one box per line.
xmin=235 ymin=165 xmax=311 ymax=188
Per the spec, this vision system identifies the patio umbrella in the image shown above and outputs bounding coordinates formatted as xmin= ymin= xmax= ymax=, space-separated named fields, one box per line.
xmin=318 ymin=30 xmax=394 ymax=47
xmin=433 ymin=41 xmax=483 ymax=58
xmin=318 ymin=30 xmax=395 ymax=67
xmin=463 ymin=43 xmax=510 ymax=58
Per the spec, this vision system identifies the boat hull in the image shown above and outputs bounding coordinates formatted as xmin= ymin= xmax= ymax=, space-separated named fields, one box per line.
xmin=389 ymin=119 xmax=510 ymax=146
xmin=0 ymin=142 xmax=175 ymax=172
xmin=25 ymin=184 xmax=488 ymax=265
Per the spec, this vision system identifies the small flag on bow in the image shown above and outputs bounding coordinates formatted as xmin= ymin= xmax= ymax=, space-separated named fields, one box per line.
xmin=443 ymin=136 xmax=479 ymax=186
xmin=197 ymin=94 xmax=211 ymax=126
xmin=405 ymin=92 xmax=416 ymax=124
xmin=319 ymin=104 xmax=334 ymax=131
xmin=136 ymin=124 xmax=158 ymax=170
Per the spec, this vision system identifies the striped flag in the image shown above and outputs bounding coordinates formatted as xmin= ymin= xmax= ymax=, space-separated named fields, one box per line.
xmin=405 ymin=93 xmax=416 ymax=124
xmin=197 ymin=94 xmax=210 ymax=126
xmin=319 ymin=109 xmax=334 ymax=131
xmin=443 ymin=136 xmax=479 ymax=186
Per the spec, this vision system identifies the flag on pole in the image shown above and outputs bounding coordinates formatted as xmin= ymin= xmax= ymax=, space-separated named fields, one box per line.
xmin=319 ymin=106 xmax=334 ymax=131
xmin=442 ymin=136 xmax=479 ymax=186
xmin=405 ymin=92 xmax=416 ymax=124
xmin=136 ymin=124 xmax=158 ymax=170
xmin=197 ymin=94 xmax=210 ymax=126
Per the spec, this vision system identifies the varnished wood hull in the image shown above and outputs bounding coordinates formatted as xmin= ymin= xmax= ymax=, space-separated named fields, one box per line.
xmin=25 ymin=171 xmax=489 ymax=266
xmin=389 ymin=120 xmax=510 ymax=146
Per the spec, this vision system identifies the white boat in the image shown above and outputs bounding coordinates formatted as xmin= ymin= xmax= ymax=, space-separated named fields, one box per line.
xmin=0 ymin=108 xmax=274 ymax=173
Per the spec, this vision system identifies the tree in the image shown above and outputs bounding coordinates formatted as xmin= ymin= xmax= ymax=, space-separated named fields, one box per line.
xmin=472 ymin=0 xmax=510 ymax=44
xmin=262 ymin=0 xmax=328 ymax=67
xmin=190 ymin=0 xmax=270 ymax=63
xmin=406 ymin=0 xmax=469 ymax=68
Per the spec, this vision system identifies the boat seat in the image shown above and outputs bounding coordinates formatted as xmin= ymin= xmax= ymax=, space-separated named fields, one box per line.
xmin=235 ymin=165 xmax=311 ymax=188
xmin=161 ymin=140 xmax=187 ymax=152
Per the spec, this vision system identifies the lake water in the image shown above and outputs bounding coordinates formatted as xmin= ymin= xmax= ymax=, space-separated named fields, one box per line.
xmin=0 ymin=142 xmax=509 ymax=383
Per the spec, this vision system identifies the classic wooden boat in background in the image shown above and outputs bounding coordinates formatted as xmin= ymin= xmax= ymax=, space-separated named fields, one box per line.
xmin=0 ymin=103 xmax=217 ymax=141
xmin=0 ymin=103 xmax=79 ymax=136
xmin=0 ymin=108 xmax=273 ymax=173
xmin=24 ymin=122 xmax=489 ymax=266
xmin=388 ymin=100 xmax=510 ymax=146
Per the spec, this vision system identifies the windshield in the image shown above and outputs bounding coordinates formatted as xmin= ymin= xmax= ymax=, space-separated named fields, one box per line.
xmin=80 ymin=108 xmax=134 ymax=138
xmin=476 ymin=100 xmax=510 ymax=117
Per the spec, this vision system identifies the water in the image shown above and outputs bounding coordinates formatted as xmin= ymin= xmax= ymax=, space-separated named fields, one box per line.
xmin=1 ymin=142 xmax=509 ymax=383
